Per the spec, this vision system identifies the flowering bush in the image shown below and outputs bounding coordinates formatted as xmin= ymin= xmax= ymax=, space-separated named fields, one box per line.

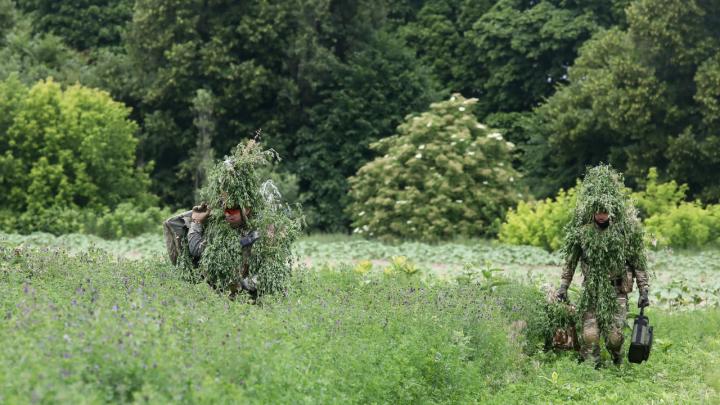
xmin=347 ymin=94 xmax=522 ymax=242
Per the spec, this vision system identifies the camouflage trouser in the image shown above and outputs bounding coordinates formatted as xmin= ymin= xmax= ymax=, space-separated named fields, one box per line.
xmin=580 ymin=289 xmax=628 ymax=364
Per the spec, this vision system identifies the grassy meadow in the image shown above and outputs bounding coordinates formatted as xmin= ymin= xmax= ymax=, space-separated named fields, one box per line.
xmin=1 ymin=232 xmax=719 ymax=403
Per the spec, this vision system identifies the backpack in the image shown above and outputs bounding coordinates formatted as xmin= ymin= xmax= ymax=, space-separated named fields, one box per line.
xmin=163 ymin=210 xmax=193 ymax=265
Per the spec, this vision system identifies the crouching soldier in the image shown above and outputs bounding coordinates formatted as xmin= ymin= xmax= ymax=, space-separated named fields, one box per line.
xmin=164 ymin=140 xmax=300 ymax=298
xmin=556 ymin=165 xmax=650 ymax=367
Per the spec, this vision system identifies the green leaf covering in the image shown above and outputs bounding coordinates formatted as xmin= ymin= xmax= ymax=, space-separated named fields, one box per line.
xmin=562 ymin=164 xmax=647 ymax=335
xmin=192 ymin=140 xmax=302 ymax=295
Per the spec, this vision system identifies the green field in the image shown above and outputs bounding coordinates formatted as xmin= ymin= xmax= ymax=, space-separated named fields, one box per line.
xmin=1 ymin=232 xmax=719 ymax=403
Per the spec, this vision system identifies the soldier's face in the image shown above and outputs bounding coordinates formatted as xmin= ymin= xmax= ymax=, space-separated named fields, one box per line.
xmin=224 ymin=207 xmax=251 ymax=227
xmin=594 ymin=211 xmax=609 ymax=225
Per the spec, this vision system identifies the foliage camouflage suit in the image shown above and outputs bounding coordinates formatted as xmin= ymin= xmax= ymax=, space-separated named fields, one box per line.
xmin=556 ymin=165 xmax=650 ymax=366
xmin=163 ymin=140 xmax=300 ymax=297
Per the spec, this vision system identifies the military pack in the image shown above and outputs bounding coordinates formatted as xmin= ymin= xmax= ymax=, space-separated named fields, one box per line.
xmin=163 ymin=210 xmax=193 ymax=265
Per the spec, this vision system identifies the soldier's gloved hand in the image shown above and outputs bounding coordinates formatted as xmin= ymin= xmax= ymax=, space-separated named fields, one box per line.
xmin=191 ymin=203 xmax=210 ymax=224
xmin=638 ymin=289 xmax=650 ymax=308
xmin=556 ymin=285 xmax=568 ymax=302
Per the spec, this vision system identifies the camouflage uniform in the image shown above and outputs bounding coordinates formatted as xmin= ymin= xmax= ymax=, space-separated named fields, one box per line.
xmin=560 ymin=232 xmax=650 ymax=364
xmin=164 ymin=211 xmax=257 ymax=296
xmin=190 ymin=219 xmax=259 ymax=296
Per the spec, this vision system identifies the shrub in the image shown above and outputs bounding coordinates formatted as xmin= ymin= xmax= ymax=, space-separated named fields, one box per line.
xmin=347 ymin=94 xmax=522 ymax=242
xmin=500 ymin=167 xmax=720 ymax=250
xmin=499 ymin=187 xmax=576 ymax=251
xmin=632 ymin=167 xmax=688 ymax=219
xmin=644 ymin=202 xmax=720 ymax=249
xmin=0 ymin=76 xmax=155 ymax=234
xmin=0 ymin=204 xmax=172 ymax=239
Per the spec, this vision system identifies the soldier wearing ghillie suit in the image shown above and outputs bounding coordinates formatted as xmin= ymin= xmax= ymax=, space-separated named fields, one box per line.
xmin=163 ymin=140 xmax=301 ymax=298
xmin=556 ymin=165 xmax=650 ymax=366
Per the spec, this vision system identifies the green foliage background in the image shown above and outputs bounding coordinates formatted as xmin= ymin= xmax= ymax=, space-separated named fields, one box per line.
xmin=2 ymin=0 xmax=720 ymax=241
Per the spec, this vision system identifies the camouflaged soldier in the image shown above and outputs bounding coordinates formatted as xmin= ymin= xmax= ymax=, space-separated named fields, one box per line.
xmin=188 ymin=203 xmax=262 ymax=295
xmin=163 ymin=203 xmax=261 ymax=296
xmin=164 ymin=139 xmax=298 ymax=299
xmin=556 ymin=165 xmax=650 ymax=367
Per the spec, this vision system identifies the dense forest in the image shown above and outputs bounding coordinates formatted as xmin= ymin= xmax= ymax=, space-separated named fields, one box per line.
xmin=2 ymin=0 xmax=719 ymax=233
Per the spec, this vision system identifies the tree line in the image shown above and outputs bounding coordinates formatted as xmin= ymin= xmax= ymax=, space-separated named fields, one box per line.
xmin=1 ymin=0 xmax=718 ymax=233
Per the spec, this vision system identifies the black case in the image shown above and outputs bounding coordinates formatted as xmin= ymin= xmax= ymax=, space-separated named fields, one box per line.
xmin=628 ymin=306 xmax=653 ymax=364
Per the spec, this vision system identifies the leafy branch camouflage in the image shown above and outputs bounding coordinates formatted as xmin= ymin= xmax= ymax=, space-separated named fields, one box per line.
xmin=562 ymin=165 xmax=647 ymax=336
xmin=197 ymin=140 xmax=302 ymax=295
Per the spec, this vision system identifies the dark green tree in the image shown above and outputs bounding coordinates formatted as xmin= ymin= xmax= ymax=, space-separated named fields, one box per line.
xmin=17 ymin=0 xmax=134 ymax=50
xmin=466 ymin=0 xmax=629 ymax=116
xmin=111 ymin=0 xmax=439 ymax=231
xmin=0 ymin=5 xmax=93 ymax=85
xmin=286 ymin=32 xmax=440 ymax=230
xmin=528 ymin=0 xmax=720 ymax=201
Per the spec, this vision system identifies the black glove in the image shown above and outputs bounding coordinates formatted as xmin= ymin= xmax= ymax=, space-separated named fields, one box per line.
xmin=240 ymin=230 xmax=261 ymax=247
xmin=556 ymin=285 xmax=568 ymax=302
xmin=638 ymin=289 xmax=650 ymax=308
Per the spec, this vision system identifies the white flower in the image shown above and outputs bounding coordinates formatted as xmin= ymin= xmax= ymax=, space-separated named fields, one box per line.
xmin=419 ymin=144 xmax=425 ymax=150
xmin=415 ymin=153 xmax=422 ymax=159
xmin=517 ymin=193 xmax=523 ymax=198
xmin=358 ymin=211 xmax=365 ymax=217
xmin=353 ymin=228 xmax=360 ymax=234
xmin=451 ymin=96 xmax=456 ymax=101
xmin=506 ymin=141 xmax=515 ymax=149
xmin=483 ymin=181 xmax=489 ymax=185
xmin=396 ymin=200 xmax=408 ymax=205
xmin=458 ymin=106 xmax=466 ymax=112
xmin=362 ymin=225 xmax=370 ymax=231
xmin=455 ymin=199 xmax=463 ymax=203
xmin=468 ymin=151 xmax=475 ymax=156
xmin=487 ymin=132 xmax=503 ymax=140
xmin=451 ymin=142 xmax=456 ymax=146
xmin=406 ymin=220 xmax=413 ymax=224
xmin=476 ymin=123 xmax=487 ymax=130
xmin=426 ymin=121 xmax=433 ymax=127
xmin=498 ymin=162 xmax=504 ymax=167
xmin=509 ymin=177 xmax=514 ymax=182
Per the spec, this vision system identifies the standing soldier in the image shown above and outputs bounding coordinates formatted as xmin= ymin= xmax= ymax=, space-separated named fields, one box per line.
xmin=556 ymin=165 xmax=650 ymax=366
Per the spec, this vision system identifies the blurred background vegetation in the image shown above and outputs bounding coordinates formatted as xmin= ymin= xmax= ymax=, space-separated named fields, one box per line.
xmin=2 ymin=0 xmax=720 ymax=247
